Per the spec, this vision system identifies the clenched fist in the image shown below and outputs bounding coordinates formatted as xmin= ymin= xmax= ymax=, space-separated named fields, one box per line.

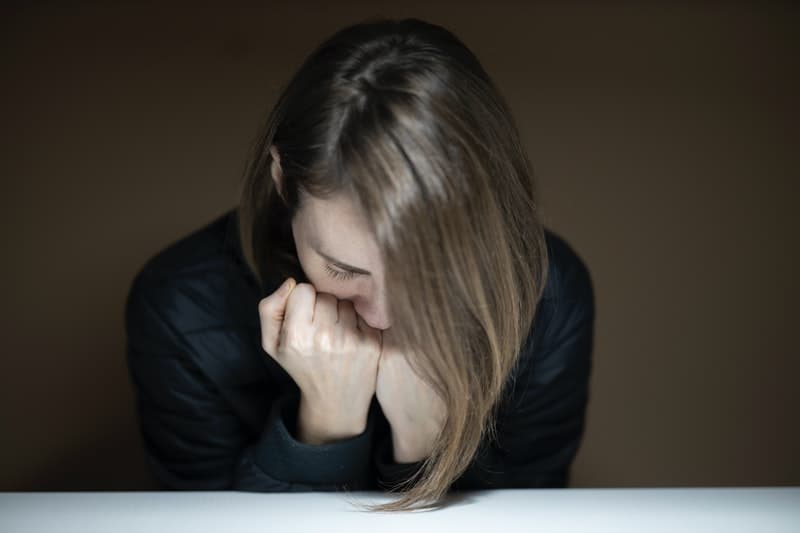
xmin=258 ymin=277 xmax=383 ymax=445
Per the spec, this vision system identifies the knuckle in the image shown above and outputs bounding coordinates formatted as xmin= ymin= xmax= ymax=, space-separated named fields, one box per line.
xmin=354 ymin=332 xmax=376 ymax=354
xmin=294 ymin=283 xmax=315 ymax=297
xmin=279 ymin=325 xmax=297 ymax=351
xmin=339 ymin=332 xmax=358 ymax=354
xmin=317 ymin=292 xmax=336 ymax=304
xmin=314 ymin=326 xmax=337 ymax=353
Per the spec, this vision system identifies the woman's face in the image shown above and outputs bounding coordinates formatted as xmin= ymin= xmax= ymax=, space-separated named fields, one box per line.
xmin=270 ymin=145 xmax=391 ymax=330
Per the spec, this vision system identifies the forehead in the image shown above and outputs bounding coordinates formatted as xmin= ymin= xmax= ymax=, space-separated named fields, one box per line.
xmin=300 ymin=192 xmax=382 ymax=263
xmin=301 ymin=191 xmax=368 ymax=234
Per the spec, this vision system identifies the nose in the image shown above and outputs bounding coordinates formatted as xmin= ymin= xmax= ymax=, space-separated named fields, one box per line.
xmin=354 ymin=301 xmax=391 ymax=330
xmin=364 ymin=315 xmax=390 ymax=330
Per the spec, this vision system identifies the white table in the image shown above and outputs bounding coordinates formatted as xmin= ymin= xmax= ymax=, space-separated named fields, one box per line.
xmin=1 ymin=487 xmax=798 ymax=532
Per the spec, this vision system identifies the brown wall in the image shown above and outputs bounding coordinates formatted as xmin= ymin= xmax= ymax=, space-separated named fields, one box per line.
xmin=1 ymin=2 xmax=797 ymax=490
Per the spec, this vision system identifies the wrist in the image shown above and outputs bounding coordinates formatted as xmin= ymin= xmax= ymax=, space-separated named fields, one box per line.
xmin=296 ymin=395 xmax=367 ymax=445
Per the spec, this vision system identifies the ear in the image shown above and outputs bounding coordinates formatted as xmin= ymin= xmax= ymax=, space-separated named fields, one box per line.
xmin=269 ymin=144 xmax=286 ymax=201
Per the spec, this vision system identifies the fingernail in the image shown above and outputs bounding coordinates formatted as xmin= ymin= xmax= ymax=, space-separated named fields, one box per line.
xmin=280 ymin=277 xmax=295 ymax=295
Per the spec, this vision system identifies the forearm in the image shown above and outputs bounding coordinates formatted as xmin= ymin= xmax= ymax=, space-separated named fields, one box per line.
xmin=297 ymin=393 xmax=369 ymax=445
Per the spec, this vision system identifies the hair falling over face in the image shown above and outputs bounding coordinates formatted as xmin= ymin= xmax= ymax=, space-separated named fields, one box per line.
xmin=237 ymin=17 xmax=549 ymax=512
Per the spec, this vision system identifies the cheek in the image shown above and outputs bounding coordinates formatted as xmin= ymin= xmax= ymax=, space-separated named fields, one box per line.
xmin=294 ymin=245 xmax=368 ymax=304
xmin=305 ymin=270 xmax=364 ymax=303
xmin=295 ymin=247 xmax=331 ymax=289
xmin=324 ymin=286 xmax=371 ymax=315
xmin=303 ymin=270 xmax=337 ymax=294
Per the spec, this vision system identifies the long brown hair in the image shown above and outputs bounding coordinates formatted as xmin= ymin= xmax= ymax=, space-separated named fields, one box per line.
xmin=237 ymin=17 xmax=549 ymax=512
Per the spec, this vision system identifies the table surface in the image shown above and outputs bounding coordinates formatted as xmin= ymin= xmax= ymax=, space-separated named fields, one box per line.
xmin=1 ymin=487 xmax=798 ymax=533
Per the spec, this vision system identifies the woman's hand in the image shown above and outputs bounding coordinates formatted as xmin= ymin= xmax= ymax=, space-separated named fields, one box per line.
xmin=375 ymin=327 xmax=447 ymax=463
xmin=259 ymin=277 xmax=383 ymax=445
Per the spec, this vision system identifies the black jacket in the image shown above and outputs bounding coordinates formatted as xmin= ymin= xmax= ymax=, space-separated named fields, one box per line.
xmin=124 ymin=207 xmax=594 ymax=492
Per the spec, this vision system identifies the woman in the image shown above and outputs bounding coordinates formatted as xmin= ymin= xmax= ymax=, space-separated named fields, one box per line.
xmin=125 ymin=17 xmax=595 ymax=512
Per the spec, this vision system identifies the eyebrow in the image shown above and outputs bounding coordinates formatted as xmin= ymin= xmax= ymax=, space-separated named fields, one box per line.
xmin=311 ymin=243 xmax=372 ymax=276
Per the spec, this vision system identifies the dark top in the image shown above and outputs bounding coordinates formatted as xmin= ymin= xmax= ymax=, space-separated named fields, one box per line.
xmin=124 ymin=207 xmax=595 ymax=492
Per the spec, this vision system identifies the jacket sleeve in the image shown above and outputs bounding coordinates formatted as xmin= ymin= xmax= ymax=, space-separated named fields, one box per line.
xmin=124 ymin=276 xmax=376 ymax=492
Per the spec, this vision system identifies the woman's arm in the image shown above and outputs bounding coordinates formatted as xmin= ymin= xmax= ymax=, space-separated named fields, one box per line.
xmin=124 ymin=276 xmax=377 ymax=491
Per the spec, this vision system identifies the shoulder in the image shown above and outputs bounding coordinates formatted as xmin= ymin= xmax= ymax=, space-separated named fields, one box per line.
xmin=512 ymin=228 xmax=595 ymax=375
xmin=125 ymin=207 xmax=260 ymax=335
xmin=497 ymin=228 xmax=595 ymax=413
xmin=540 ymin=227 xmax=594 ymax=305
xmin=133 ymin=208 xmax=237 ymax=285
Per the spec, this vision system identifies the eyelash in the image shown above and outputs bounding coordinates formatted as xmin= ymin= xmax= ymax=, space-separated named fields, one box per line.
xmin=324 ymin=264 xmax=357 ymax=281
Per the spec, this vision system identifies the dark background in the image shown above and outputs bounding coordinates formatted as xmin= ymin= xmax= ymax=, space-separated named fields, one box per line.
xmin=1 ymin=1 xmax=797 ymax=490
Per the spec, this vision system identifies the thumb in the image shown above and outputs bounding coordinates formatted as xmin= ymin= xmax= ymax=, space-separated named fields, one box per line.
xmin=258 ymin=277 xmax=296 ymax=357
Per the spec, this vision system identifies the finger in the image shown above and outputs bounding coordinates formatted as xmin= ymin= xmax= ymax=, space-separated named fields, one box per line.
xmin=258 ymin=277 xmax=296 ymax=356
xmin=357 ymin=313 xmax=382 ymax=345
xmin=313 ymin=292 xmax=339 ymax=325
xmin=337 ymin=299 xmax=358 ymax=329
xmin=284 ymin=282 xmax=315 ymax=328
xmin=381 ymin=324 xmax=393 ymax=347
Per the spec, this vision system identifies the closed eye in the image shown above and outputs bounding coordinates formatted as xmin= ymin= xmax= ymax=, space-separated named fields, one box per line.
xmin=312 ymin=243 xmax=372 ymax=276
xmin=324 ymin=263 xmax=359 ymax=281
